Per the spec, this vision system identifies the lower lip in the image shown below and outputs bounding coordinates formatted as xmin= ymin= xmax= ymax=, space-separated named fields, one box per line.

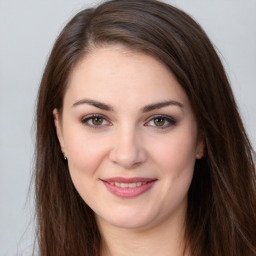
xmin=102 ymin=181 xmax=156 ymax=198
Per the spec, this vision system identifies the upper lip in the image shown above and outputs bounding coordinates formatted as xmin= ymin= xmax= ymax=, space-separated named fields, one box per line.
xmin=101 ymin=177 xmax=157 ymax=183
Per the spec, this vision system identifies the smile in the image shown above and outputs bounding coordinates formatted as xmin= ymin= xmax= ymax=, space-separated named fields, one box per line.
xmin=108 ymin=182 xmax=147 ymax=188
xmin=101 ymin=177 xmax=157 ymax=198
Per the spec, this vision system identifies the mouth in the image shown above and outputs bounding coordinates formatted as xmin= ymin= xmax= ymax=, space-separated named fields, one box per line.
xmin=108 ymin=181 xmax=148 ymax=188
xmin=100 ymin=177 xmax=157 ymax=198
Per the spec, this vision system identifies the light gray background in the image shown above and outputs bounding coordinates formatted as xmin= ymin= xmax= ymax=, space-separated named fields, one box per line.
xmin=0 ymin=0 xmax=255 ymax=255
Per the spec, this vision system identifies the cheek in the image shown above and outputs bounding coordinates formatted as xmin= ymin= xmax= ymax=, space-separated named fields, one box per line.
xmin=62 ymin=121 xmax=110 ymax=184
xmin=148 ymin=126 xmax=198 ymax=203
xmin=65 ymin=134 xmax=110 ymax=204
xmin=152 ymin=131 xmax=197 ymax=173
xmin=151 ymin=130 xmax=197 ymax=211
xmin=66 ymin=134 xmax=109 ymax=175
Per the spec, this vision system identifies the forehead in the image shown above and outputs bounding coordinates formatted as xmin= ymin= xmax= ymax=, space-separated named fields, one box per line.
xmin=64 ymin=45 xmax=190 ymax=109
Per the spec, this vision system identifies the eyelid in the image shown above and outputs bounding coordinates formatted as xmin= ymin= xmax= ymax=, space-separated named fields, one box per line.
xmin=80 ymin=114 xmax=176 ymax=129
xmin=144 ymin=114 xmax=177 ymax=129
xmin=81 ymin=114 xmax=112 ymax=128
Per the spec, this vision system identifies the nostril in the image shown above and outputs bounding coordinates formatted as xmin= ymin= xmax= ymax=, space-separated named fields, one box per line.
xmin=109 ymin=145 xmax=147 ymax=169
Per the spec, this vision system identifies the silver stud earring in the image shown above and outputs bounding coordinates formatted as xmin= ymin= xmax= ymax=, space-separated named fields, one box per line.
xmin=62 ymin=152 xmax=67 ymax=161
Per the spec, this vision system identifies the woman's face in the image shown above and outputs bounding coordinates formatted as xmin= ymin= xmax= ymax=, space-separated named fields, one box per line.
xmin=54 ymin=45 xmax=204 ymax=230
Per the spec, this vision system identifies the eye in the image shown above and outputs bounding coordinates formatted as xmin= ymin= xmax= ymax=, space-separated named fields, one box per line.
xmin=145 ymin=115 xmax=176 ymax=129
xmin=81 ymin=115 xmax=111 ymax=128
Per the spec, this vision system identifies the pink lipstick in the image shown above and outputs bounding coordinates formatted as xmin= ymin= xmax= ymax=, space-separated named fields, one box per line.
xmin=101 ymin=177 xmax=157 ymax=198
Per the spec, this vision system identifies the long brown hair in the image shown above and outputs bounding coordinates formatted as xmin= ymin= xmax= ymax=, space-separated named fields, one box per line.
xmin=35 ymin=0 xmax=256 ymax=255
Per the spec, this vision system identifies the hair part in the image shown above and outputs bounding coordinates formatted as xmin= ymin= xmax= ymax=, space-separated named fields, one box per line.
xmin=35 ymin=0 xmax=256 ymax=255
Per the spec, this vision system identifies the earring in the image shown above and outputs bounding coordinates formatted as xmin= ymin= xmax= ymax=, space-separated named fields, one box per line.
xmin=62 ymin=152 xmax=67 ymax=161
xmin=196 ymin=151 xmax=204 ymax=159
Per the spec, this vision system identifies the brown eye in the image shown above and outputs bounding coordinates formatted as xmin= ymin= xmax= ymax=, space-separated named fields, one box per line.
xmin=81 ymin=115 xmax=111 ymax=128
xmin=92 ymin=117 xmax=103 ymax=125
xmin=145 ymin=115 xmax=177 ymax=129
xmin=154 ymin=117 xmax=165 ymax=126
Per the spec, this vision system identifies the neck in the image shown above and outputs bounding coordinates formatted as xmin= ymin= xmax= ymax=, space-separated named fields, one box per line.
xmin=97 ymin=211 xmax=189 ymax=256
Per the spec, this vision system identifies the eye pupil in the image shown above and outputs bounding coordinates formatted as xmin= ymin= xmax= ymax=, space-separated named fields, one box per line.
xmin=154 ymin=117 xmax=165 ymax=126
xmin=92 ymin=117 xmax=103 ymax=125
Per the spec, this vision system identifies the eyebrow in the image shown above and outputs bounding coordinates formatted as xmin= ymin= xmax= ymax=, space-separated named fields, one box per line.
xmin=72 ymin=98 xmax=184 ymax=112
xmin=72 ymin=99 xmax=114 ymax=111
xmin=142 ymin=100 xmax=184 ymax=112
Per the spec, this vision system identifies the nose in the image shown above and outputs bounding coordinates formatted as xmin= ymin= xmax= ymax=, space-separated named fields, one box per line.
xmin=109 ymin=127 xmax=147 ymax=169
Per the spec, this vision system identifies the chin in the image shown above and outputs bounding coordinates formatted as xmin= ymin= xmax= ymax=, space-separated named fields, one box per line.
xmin=96 ymin=208 xmax=158 ymax=230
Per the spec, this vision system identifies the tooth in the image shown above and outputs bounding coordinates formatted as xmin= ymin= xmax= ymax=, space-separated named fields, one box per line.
xmin=120 ymin=183 xmax=129 ymax=188
xmin=129 ymin=183 xmax=137 ymax=188
xmin=111 ymin=181 xmax=148 ymax=188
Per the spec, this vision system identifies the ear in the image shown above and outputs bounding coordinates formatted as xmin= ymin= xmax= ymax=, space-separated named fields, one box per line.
xmin=196 ymin=134 xmax=205 ymax=159
xmin=53 ymin=109 xmax=65 ymax=152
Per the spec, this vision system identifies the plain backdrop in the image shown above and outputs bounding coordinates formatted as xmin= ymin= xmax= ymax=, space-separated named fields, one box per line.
xmin=0 ymin=0 xmax=255 ymax=255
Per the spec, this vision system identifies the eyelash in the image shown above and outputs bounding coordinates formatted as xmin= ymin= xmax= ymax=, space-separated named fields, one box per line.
xmin=145 ymin=115 xmax=177 ymax=129
xmin=81 ymin=114 xmax=111 ymax=129
xmin=81 ymin=114 xmax=177 ymax=129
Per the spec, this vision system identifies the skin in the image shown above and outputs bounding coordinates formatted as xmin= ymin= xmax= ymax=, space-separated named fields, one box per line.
xmin=53 ymin=45 xmax=204 ymax=256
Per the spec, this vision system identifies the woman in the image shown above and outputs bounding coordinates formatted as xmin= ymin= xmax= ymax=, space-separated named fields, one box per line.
xmin=35 ymin=0 xmax=256 ymax=255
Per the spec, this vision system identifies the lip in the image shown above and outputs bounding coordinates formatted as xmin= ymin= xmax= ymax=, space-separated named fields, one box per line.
xmin=100 ymin=177 xmax=158 ymax=198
